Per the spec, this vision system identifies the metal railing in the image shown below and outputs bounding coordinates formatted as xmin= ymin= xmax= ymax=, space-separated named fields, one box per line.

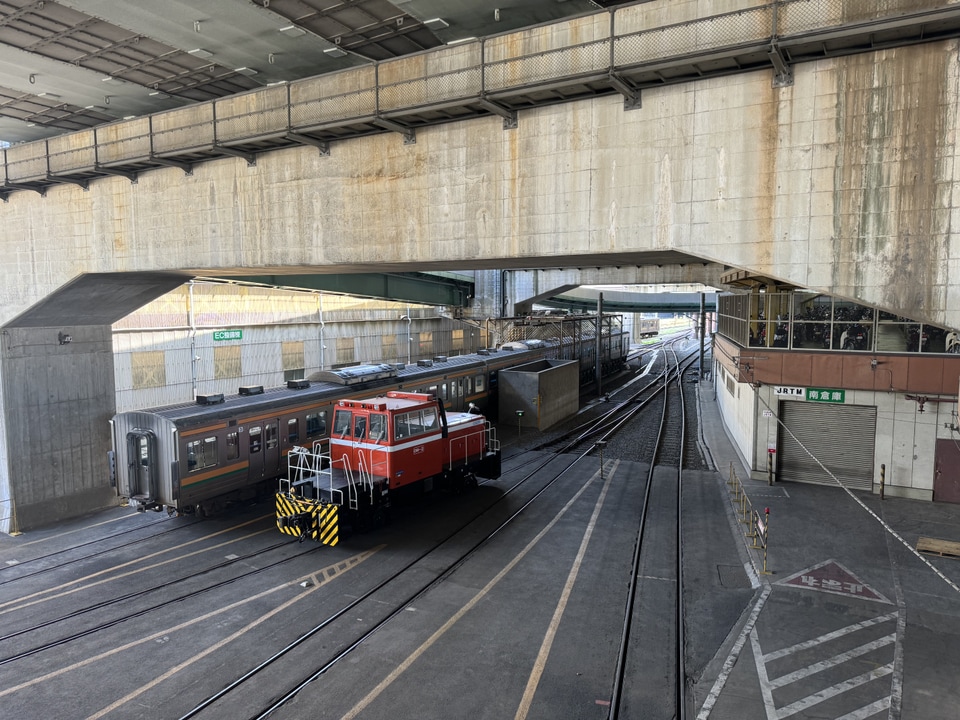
xmin=4 ymin=0 xmax=958 ymax=190
xmin=727 ymin=461 xmax=772 ymax=574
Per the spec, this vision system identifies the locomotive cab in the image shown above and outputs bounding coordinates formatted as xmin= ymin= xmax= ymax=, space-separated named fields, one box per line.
xmin=276 ymin=391 xmax=501 ymax=545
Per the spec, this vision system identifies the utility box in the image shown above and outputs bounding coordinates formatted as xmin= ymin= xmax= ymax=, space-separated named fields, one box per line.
xmin=498 ymin=359 xmax=579 ymax=430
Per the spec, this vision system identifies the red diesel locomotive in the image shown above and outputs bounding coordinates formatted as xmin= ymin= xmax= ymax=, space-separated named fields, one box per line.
xmin=276 ymin=391 xmax=501 ymax=544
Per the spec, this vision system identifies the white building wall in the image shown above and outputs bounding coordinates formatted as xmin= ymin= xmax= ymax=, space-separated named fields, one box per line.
xmin=713 ymin=360 xmax=756 ymax=477
xmin=743 ymin=384 xmax=952 ymax=500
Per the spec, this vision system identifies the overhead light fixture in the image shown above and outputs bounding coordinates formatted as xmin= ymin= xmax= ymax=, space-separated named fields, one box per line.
xmin=447 ymin=37 xmax=476 ymax=45
xmin=101 ymin=76 xmax=121 ymax=85
xmin=37 ymin=92 xmax=60 ymax=100
xmin=424 ymin=17 xmax=449 ymax=30
xmin=278 ymin=25 xmax=305 ymax=38
xmin=149 ymin=90 xmax=170 ymax=98
xmin=234 ymin=67 xmax=258 ymax=76
xmin=323 ymin=47 xmax=347 ymax=58
xmin=188 ymin=48 xmax=213 ymax=58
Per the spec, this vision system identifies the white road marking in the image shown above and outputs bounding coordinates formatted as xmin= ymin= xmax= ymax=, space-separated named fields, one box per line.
xmin=775 ymin=664 xmax=894 ymax=718
xmin=763 ymin=612 xmax=898 ymax=662
xmin=696 ymin=585 xmax=772 ymax=720
xmin=767 ymin=635 xmax=896 ymax=689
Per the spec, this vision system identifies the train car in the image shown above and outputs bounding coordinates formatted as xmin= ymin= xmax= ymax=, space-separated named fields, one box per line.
xmin=111 ymin=345 xmax=546 ymax=516
xmin=110 ymin=328 xmax=629 ymax=517
xmin=638 ymin=317 xmax=660 ymax=338
xmin=276 ymin=391 xmax=500 ymax=544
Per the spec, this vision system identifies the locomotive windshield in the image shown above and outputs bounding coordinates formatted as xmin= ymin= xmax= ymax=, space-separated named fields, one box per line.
xmin=333 ymin=409 xmax=352 ymax=437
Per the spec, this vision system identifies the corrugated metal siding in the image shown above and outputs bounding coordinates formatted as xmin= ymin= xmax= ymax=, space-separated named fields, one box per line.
xmin=778 ymin=401 xmax=876 ymax=491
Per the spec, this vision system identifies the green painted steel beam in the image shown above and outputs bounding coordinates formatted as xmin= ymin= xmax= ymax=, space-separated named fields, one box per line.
xmin=542 ymin=293 xmax=716 ymax=313
xmin=212 ymin=272 xmax=474 ymax=307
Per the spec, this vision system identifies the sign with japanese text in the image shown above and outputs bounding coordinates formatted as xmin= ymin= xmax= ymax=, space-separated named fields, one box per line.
xmin=213 ymin=329 xmax=243 ymax=341
xmin=805 ymin=387 xmax=845 ymax=403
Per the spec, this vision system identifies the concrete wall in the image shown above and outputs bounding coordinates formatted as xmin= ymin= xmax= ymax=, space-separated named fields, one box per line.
xmin=2 ymin=326 xmax=117 ymax=530
xmin=2 ymin=42 xmax=958 ymax=328
xmin=3 ymin=39 xmax=960 ymax=529
xmin=499 ymin=359 xmax=579 ymax=430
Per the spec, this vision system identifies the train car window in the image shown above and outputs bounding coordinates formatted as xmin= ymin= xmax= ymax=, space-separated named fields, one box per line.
xmin=266 ymin=424 xmax=278 ymax=450
xmin=187 ymin=436 xmax=218 ymax=471
xmin=475 ymin=374 xmax=485 ymax=393
xmin=333 ymin=410 xmax=352 ymax=437
xmin=403 ymin=411 xmax=425 ymax=437
xmin=369 ymin=413 xmax=387 ymax=442
xmin=306 ymin=411 xmax=326 ymax=437
xmin=249 ymin=426 xmax=262 ymax=454
xmin=440 ymin=383 xmax=448 ymax=400
xmin=354 ymin=416 xmax=366 ymax=439
xmin=226 ymin=432 xmax=239 ymax=461
xmin=287 ymin=418 xmax=299 ymax=443
xmin=428 ymin=385 xmax=438 ymax=398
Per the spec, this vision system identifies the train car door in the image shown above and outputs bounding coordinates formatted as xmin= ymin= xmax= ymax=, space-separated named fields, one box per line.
xmin=248 ymin=420 xmax=282 ymax=479
xmin=125 ymin=430 xmax=158 ymax=503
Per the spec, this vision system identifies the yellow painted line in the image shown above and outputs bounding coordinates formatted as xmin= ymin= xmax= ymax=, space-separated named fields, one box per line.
xmin=0 ymin=547 xmax=383 ymax=705
xmin=0 ymin=514 xmax=273 ymax=615
xmin=84 ymin=546 xmax=383 ymax=720
xmin=340 ymin=461 xmax=617 ymax=720
xmin=514 ymin=460 xmax=618 ymax=720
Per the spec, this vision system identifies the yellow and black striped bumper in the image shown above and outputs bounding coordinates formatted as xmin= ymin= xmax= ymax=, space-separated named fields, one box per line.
xmin=276 ymin=492 xmax=339 ymax=546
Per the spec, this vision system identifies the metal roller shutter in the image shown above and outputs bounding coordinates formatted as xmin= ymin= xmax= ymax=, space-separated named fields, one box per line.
xmin=777 ymin=401 xmax=876 ymax=490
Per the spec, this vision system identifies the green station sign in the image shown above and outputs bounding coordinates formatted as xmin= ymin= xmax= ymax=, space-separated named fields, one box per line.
xmin=213 ymin=329 xmax=243 ymax=341
xmin=805 ymin=388 xmax=845 ymax=403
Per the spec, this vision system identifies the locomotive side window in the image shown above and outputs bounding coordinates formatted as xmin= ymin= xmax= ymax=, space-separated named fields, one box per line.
xmin=266 ymin=424 xmax=278 ymax=450
xmin=333 ymin=409 xmax=352 ymax=437
xmin=421 ymin=406 xmax=438 ymax=430
xmin=287 ymin=419 xmax=299 ymax=443
xmin=187 ymin=436 xmax=218 ymax=471
xmin=369 ymin=413 xmax=387 ymax=441
xmin=306 ymin=411 xmax=326 ymax=437
xmin=226 ymin=432 xmax=239 ymax=461
xmin=250 ymin=426 xmax=262 ymax=454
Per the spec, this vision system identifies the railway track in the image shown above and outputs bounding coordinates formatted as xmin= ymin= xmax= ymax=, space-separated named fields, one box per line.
xmin=0 ymin=331 xmax=716 ymax=720
xmin=181 ymin=338 xmax=706 ymax=720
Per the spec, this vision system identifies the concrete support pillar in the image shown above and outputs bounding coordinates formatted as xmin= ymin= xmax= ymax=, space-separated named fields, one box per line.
xmin=1 ymin=325 xmax=118 ymax=531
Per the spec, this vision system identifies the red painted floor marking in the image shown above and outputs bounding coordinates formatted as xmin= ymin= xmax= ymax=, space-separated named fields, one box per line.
xmin=778 ymin=559 xmax=891 ymax=603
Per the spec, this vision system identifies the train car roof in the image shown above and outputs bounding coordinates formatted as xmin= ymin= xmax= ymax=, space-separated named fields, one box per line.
xmin=114 ymin=347 xmax=544 ymax=426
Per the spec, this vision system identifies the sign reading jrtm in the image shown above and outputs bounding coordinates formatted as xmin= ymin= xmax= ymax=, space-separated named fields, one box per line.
xmin=213 ymin=329 xmax=243 ymax=341
xmin=806 ymin=388 xmax=845 ymax=403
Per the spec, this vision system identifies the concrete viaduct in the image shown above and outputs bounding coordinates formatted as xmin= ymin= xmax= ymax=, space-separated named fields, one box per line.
xmin=3 ymin=0 xmax=960 ymax=530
